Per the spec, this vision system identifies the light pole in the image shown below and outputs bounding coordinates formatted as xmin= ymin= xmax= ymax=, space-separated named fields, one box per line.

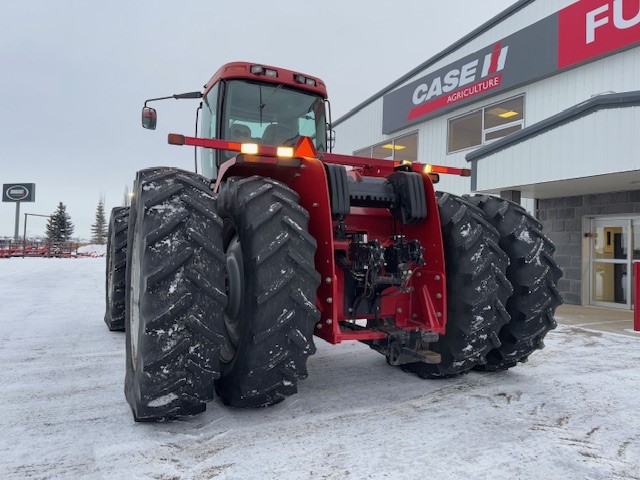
xmin=22 ymin=213 xmax=51 ymax=257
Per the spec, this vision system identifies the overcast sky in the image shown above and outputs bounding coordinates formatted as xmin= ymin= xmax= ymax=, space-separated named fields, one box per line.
xmin=0 ymin=0 xmax=517 ymax=239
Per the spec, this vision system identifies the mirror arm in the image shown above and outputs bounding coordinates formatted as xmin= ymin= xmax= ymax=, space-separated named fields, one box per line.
xmin=143 ymin=91 xmax=203 ymax=107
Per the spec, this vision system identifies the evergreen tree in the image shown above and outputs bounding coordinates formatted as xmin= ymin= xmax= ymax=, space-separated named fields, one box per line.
xmin=91 ymin=197 xmax=107 ymax=245
xmin=46 ymin=202 xmax=75 ymax=242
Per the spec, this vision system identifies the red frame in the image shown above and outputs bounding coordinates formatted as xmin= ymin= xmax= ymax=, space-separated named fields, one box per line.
xmin=202 ymin=61 xmax=328 ymax=99
xmin=174 ymin=135 xmax=449 ymax=344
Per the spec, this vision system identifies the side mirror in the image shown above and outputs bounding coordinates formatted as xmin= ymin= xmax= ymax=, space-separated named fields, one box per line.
xmin=142 ymin=107 xmax=157 ymax=130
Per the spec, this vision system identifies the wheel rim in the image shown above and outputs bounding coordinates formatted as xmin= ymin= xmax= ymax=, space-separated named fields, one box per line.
xmin=221 ymin=234 xmax=244 ymax=364
xmin=129 ymin=221 xmax=141 ymax=370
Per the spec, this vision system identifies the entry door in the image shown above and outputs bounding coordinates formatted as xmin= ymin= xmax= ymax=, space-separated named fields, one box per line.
xmin=590 ymin=219 xmax=631 ymax=309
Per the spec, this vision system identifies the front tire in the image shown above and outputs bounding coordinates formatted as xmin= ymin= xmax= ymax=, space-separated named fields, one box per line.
xmin=104 ymin=207 xmax=129 ymax=331
xmin=466 ymin=194 xmax=563 ymax=371
xmin=402 ymin=192 xmax=512 ymax=378
xmin=124 ymin=167 xmax=227 ymax=422
xmin=215 ymin=176 xmax=320 ymax=408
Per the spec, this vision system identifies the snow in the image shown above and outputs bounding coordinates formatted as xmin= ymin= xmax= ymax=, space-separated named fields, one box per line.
xmin=76 ymin=244 xmax=107 ymax=257
xmin=1 ymin=258 xmax=640 ymax=479
xmin=148 ymin=393 xmax=179 ymax=408
xmin=460 ymin=222 xmax=472 ymax=238
xmin=517 ymin=229 xmax=533 ymax=244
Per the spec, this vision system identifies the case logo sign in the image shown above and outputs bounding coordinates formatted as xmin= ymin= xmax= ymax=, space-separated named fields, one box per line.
xmin=382 ymin=15 xmax=559 ymax=134
xmin=408 ymin=43 xmax=509 ymax=120
xmin=3 ymin=183 xmax=36 ymax=202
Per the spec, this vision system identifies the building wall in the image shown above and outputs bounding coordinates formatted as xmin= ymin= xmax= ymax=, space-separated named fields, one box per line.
xmin=334 ymin=100 xmax=385 ymax=154
xmin=333 ymin=0 xmax=575 ymax=159
xmin=334 ymin=4 xmax=640 ymax=198
xmin=393 ymin=0 xmax=577 ymax=90
xmin=474 ymin=104 xmax=640 ymax=193
xmin=538 ymin=190 xmax=640 ymax=305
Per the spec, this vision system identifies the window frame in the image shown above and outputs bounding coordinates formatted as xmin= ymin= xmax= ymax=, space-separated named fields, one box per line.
xmin=447 ymin=94 xmax=525 ymax=154
xmin=353 ymin=131 xmax=419 ymax=162
xmin=199 ymin=82 xmax=221 ymax=180
xmin=221 ymin=79 xmax=328 ymax=152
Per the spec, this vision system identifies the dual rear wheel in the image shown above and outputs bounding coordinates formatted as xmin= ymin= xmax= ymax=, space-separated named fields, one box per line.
xmin=466 ymin=194 xmax=563 ymax=371
xmin=402 ymin=192 xmax=562 ymax=378
xmin=123 ymin=170 xmax=319 ymax=421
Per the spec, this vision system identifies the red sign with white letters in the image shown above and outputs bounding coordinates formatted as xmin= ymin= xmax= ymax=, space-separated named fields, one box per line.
xmin=559 ymin=0 xmax=640 ymax=69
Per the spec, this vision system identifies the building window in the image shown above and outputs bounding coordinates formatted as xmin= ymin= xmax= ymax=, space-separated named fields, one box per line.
xmin=448 ymin=111 xmax=482 ymax=152
xmin=354 ymin=147 xmax=372 ymax=157
xmin=354 ymin=132 xmax=418 ymax=162
xmin=448 ymin=95 xmax=524 ymax=153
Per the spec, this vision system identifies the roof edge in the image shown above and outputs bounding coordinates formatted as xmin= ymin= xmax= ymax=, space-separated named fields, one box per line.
xmin=466 ymin=91 xmax=640 ymax=162
xmin=332 ymin=0 xmax=535 ymax=128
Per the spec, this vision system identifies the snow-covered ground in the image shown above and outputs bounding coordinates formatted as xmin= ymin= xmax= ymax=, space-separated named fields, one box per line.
xmin=1 ymin=258 xmax=639 ymax=480
xmin=76 ymin=244 xmax=107 ymax=257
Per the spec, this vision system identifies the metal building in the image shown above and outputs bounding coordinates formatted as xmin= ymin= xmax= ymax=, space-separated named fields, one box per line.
xmin=332 ymin=0 xmax=640 ymax=310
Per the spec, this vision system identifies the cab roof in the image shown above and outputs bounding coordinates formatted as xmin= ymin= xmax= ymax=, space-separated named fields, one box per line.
xmin=204 ymin=61 xmax=328 ymax=99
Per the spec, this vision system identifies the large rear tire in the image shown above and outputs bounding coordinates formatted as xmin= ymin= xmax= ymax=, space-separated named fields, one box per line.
xmin=402 ymin=192 xmax=512 ymax=378
xmin=466 ymin=194 xmax=563 ymax=371
xmin=215 ymin=176 xmax=320 ymax=408
xmin=124 ymin=167 xmax=227 ymax=422
xmin=104 ymin=206 xmax=129 ymax=331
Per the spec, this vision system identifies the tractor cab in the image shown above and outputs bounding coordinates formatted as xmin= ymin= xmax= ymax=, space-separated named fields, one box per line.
xmin=142 ymin=62 xmax=331 ymax=180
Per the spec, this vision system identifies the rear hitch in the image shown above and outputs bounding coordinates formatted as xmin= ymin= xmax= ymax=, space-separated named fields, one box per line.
xmin=340 ymin=234 xmax=425 ymax=317
xmin=367 ymin=329 xmax=441 ymax=366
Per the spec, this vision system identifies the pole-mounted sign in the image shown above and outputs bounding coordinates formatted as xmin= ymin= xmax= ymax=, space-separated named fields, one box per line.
xmin=3 ymin=183 xmax=35 ymax=202
xmin=3 ymin=183 xmax=36 ymax=240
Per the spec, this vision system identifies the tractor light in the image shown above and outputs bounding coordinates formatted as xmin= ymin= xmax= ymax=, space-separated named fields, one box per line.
xmin=240 ymin=143 xmax=259 ymax=155
xmin=251 ymin=65 xmax=278 ymax=77
xmin=277 ymin=146 xmax=294 ymax=158
xmin=294 ymin=73 xmax=317 ymax=87
xmin=294 ymin=74 xmax=315 ymax=86
xmin=393 ymin=159 xmax=415 ymax=172
xmin=168 ymin=134 xmax=186 ymax=145
xmin=225 ymin=65 xmax=247 ymax=74
xmin=424 ymin=164 xmax=472 ymax=177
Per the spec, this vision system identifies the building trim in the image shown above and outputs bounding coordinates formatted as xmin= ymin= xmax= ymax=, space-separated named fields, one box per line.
xmin=466 ymin=90 xmax=640 ymax=163
xmin=332 ymin=0 xmax=535 ymax=128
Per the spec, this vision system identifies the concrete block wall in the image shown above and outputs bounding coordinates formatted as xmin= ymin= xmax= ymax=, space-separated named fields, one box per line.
xmin=537 ymin=190 xmax=640 ymax=305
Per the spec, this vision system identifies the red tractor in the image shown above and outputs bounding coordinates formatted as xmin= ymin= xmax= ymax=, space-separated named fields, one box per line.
xmin=104 ymin=62 xmax=562 ymax=422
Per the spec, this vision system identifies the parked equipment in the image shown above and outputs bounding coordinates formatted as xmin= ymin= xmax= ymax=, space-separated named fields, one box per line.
xmin=106 ymin=62 xmax=562 ymax=421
